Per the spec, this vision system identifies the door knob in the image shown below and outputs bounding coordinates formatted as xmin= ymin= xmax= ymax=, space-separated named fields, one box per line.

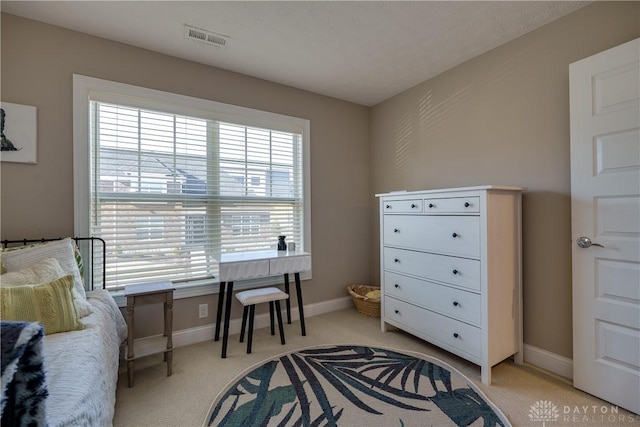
xmin=576 ymin=236 xmax=604 ymax=248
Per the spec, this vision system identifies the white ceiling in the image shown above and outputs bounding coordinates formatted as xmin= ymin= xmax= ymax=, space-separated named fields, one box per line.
xmin=1 ymin=1 xmax=589 ymax=106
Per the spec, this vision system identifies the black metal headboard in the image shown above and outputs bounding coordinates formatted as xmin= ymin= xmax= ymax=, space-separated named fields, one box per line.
xmin=1 ymin=237 xmax=107 ymax=290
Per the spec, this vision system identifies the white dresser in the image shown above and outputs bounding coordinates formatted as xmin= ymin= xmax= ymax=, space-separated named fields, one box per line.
xmin=377 ymin=185 xmax=524 ymax=385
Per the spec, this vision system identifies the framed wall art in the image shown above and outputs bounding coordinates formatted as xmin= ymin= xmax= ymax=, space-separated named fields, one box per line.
xmin=1 ymin=102 xmax=37 ymax=164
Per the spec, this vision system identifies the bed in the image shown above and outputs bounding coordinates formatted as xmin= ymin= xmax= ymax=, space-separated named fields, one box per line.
xmin=0 ymin=237 xmax=127 ymax=427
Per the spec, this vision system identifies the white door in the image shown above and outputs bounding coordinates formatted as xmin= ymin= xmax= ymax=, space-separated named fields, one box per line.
xmin=570 ymin=38 xmax=640 ymax=415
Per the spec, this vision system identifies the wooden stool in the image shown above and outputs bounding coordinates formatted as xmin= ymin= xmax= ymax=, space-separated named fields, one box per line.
xmin=236 ymin=287 xmax=289 ymax=354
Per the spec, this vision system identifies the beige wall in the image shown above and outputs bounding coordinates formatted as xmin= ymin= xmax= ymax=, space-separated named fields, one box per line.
xmin=370 ymin=1 xmax=640 ymax=358
xmin=0 ymin=13 xmax=371 ymax=337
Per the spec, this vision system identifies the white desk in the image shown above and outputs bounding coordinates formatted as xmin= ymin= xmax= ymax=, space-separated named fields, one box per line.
xmin=214 ymin=250 xmax=311 ymax=358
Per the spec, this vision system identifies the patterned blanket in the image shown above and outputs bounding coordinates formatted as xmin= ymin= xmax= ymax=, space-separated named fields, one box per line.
xmin=1 ymin=321 xmax=48 ymax=427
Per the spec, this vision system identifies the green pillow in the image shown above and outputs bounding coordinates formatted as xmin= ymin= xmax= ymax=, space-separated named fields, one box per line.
xmin=0 ymin=275 xmax=84 ymax=335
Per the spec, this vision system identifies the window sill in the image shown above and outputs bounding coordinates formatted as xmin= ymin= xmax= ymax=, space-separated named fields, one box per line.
xmin=110 ymin=271 xmax=311 ymax=308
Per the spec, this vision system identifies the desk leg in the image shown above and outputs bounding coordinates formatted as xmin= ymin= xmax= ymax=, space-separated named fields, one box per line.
xmin=214 ymin=282 xmax=226 ymax=342
xmin=295 ymin=272 xmax=306 ymax=336
xmin=284 ymin=273 xmax=291 ymax=324
xmin=126 ymin=297 xmax=135 ymax=388
xmin=166 ymin=292 xmax=174 ymax=377
xmin=221 ymin=281 xmax=234 ymax=358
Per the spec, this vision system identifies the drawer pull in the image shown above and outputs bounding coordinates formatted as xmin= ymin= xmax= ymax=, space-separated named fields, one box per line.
xmin=394 ymin=284 xmax=400 ymax=288
xmin=452 ymin=232 xmax=459 ymax=238
xmin=453 ymin=333 xmax=459 ymax=338
xmin=394 ymin=228 xmax=400 ymax=233
xmin=452 ymin=269 xmax=459 ymax=275
xmin=453 ymin=301 xmax=459 ymax=307
xmin=464 ymin=202 xmax=471 ymax=208
xmin=394 ymin=258 xmax=400 ymax=263
xmin=411 ymin=203 xmax=417 ymax=208
xmin=428 ymin=203 xmax=435 ymax=208
xmin=386 ymin=204 xmax=391 ymax=209
xmin=395 ymin=310 xmax=400 ymax=315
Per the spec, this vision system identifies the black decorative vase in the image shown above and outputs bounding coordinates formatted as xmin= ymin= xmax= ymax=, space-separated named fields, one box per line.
xmin=277 ymin=235 xmax=287 ymax=251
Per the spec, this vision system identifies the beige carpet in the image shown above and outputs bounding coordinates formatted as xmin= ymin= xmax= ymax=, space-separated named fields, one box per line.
xmin=114 ymin=308 xmax=638 ymax=426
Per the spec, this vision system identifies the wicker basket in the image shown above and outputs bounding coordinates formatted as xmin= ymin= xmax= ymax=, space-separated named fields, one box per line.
xmin=347 ymin=285 xmax=381 ymax=317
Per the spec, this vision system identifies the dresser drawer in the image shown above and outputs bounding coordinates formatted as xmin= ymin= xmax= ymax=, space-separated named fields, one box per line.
xmin=382 ymin=199 xmax=422 ymax=213
xmin=383 ymin=215 xmax=480 ymax=258
xmin=383 ymin=247 xmax=481 ymax=291
xmin=423 ymin=197 xmax=480 ymax=213
xmin=384 ymin=271 xmax=481 ymax=326
xmin=384 ymin=297 xmax=481 ymax=359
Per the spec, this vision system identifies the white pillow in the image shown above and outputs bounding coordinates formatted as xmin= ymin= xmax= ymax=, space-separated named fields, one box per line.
xmin=1 ymin=238 xmax=93 ymax=317
xmin=0 ymin=257 xmax=65 ymax=285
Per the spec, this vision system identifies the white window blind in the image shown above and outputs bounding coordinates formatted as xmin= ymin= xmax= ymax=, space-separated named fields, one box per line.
xmin=87 ymin=99 xmax=305 ymax=291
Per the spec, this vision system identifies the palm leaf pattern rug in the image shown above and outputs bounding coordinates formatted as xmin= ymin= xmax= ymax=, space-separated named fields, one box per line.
xmin=205 ymin=345 xmax=510 ymax=426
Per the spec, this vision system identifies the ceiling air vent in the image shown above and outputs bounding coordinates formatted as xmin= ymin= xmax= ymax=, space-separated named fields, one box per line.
xmin=184 ymin=25 xmax=228 ymax=48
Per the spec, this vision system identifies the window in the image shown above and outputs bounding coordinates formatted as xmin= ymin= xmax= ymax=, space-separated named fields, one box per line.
xmin=73 ymin=76 xmax=310 ymax=291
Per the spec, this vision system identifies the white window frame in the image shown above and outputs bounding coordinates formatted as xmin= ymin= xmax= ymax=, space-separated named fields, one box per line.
xmin=73 ymin=75 xmax=311 ymax=303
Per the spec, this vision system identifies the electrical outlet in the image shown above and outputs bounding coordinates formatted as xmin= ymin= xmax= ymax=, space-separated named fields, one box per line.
xmin=199 ymin=303 xmax=208 ymax=319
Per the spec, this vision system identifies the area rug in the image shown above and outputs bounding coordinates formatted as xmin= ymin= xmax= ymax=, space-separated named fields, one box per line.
xmin=205 ymin=344 xmax=511 ymax=426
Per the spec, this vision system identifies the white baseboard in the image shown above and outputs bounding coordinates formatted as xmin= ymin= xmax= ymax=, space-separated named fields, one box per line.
xmin=135 ymin=298 xmax=574 ymax=382
xmin=137 ymin=295 xmax=353 ymax=350
xmin=524 ymin=343 xmax=573 ymax=380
